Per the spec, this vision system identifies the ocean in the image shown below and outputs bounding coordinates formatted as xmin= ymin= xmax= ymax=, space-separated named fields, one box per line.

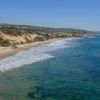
xmin=0 ymin=36 xmax=100 ymax=100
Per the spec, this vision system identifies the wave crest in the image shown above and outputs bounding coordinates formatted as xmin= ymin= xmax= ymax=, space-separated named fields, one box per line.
xmin=0 ymin=39 xmax=74 ymax=72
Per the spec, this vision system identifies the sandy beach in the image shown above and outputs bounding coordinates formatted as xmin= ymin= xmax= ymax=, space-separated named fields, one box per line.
xmin=0 ymin=39 xmax=56 ymax=59
xmin=0 ymin=38 xmax=71 ymax=72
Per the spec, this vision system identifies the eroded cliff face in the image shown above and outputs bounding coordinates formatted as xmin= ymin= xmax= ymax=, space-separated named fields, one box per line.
xmin=0 ymin=25 xmax=87 ymax=46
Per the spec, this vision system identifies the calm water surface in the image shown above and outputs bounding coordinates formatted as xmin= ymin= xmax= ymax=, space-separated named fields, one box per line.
xmin=0 ymin=36 xmax=100 ymax=100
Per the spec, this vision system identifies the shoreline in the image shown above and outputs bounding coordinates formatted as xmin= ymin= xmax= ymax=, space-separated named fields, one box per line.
xmin=0 ymin=39 xmax=58 ymax=59
xmin=0 ymin=37 xmax=83 ymax=72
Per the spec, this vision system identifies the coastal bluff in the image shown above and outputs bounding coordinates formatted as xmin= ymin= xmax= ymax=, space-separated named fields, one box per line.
xmin=0 ymin=23 xmax=88 ymax=47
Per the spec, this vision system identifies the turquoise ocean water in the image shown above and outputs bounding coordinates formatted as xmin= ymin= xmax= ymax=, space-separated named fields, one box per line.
xmin=0 ymin=36 xmax=100 ymax=100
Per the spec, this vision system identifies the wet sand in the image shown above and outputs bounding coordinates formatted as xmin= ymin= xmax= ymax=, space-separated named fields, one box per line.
xmin=0 ymin=39 xmax=57 ymax=59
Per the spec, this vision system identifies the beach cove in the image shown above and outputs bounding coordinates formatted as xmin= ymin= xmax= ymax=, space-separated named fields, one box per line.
xmin=0 ymin=36 xmax=100 ymax=99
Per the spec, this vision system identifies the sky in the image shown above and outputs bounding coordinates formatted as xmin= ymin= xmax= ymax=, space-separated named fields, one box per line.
xmin=0 ymin=0 xmax=100 ymax=31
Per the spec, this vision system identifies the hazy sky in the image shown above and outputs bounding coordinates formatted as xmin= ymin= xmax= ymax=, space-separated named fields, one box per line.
xmin=0 ymin=0 xmax=100 ymax=31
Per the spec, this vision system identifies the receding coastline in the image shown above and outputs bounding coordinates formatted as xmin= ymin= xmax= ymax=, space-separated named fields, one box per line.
xmin=0 ymin=23 xmax=88 ymax=59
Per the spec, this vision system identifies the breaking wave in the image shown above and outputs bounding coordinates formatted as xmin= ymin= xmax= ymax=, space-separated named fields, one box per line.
xmin=0 ymin=38 xmax=74 ymax=72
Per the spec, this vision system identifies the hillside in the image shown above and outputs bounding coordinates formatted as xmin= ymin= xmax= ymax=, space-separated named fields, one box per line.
xmin=0 ymin=23 xmax=88 ymax=47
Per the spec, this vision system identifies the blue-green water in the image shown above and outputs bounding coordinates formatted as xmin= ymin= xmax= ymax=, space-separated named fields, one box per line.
xmin=0 ymin=36 xmax=100 ymax=100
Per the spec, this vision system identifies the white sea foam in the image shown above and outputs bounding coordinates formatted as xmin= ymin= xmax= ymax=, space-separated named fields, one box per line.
xmin=0 ymin=38 xmax=74 ymax=72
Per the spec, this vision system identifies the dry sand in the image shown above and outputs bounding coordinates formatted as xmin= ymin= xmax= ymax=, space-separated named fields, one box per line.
xmin=0 ymin=39 xmax=56 ymax=59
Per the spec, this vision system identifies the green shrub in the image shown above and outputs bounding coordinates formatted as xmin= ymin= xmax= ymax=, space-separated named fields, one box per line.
xmin=0 ymin=39 xmax=11 ymax=47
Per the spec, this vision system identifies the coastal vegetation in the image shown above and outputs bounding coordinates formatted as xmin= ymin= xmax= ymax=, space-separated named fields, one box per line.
xmin=0 ymin=23 xmax=88 ymax=47
xmin=0 ymin=36 xmax=11 ymax=47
